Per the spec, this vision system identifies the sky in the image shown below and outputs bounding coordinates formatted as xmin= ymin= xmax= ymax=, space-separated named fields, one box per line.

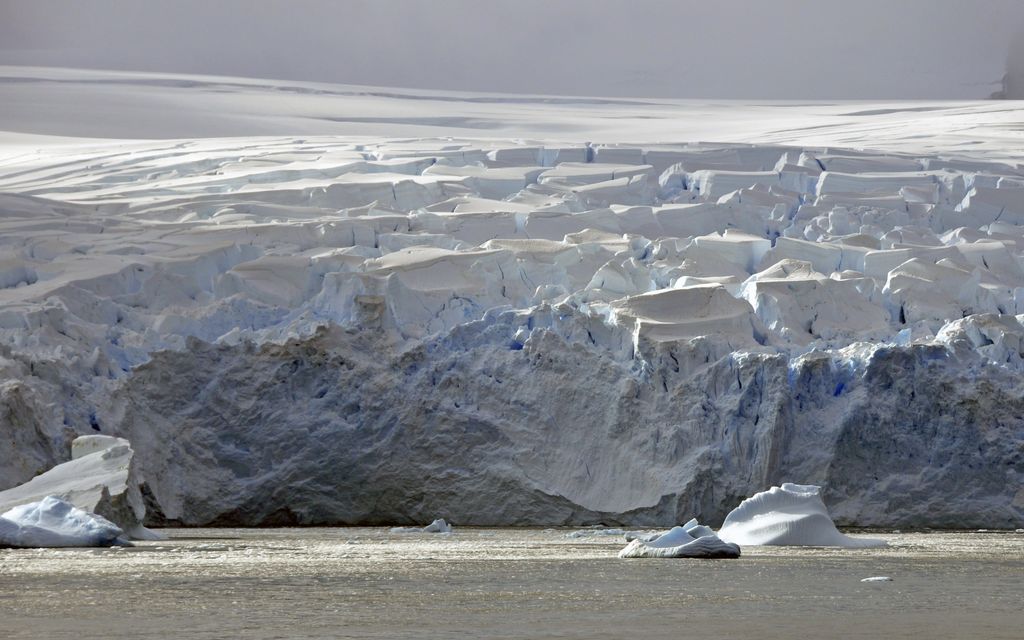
xmin=2 ymin=0 xmax=1023 ymax=99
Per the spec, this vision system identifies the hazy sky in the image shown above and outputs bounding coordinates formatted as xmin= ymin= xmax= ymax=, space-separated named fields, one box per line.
xmin=2 ymin=0 xmax=1023 ymax=99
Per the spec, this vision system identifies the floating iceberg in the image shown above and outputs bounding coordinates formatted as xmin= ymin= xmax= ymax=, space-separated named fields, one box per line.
xmin=0 ymin=436 xmax=160 ymax=541
xmin=422 ymin=518 xmax=453 ymax=533
xmin=390 ymin=518 xmax=453 ymax=534
xmin=0 ymin=496 xmax=128 ymax=548
xmin=717 ymin=484 xmax=886 ymax=548
xmin=619 ymin=519 xmax=740 ymax=559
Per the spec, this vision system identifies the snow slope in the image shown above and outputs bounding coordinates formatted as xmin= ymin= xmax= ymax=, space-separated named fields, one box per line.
xmin=0 ymin=67 xmax=1022 ymax=528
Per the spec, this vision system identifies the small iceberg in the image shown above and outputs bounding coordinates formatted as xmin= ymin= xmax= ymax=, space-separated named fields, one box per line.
xmin=0 ymin=496 xmax=128 ymax=548
xmin=718 ymin=483 xmax=886 ymax=548
xmin=0 ymin=435 xmax=161 ymax=541
xmin=619 ymin=519 xmax=740 ymax=559
xmin=422 ymin=518 xmax=452 ymax=533
xmin=565 ymin=528 xmax=626 ymax=539
xmin=861 ymin=576 xmax=893 ymax=582
xmin=390 ymin=518 xmax=453 ymax=534
xmin=623 ymin=519 xmax=717 ymax=543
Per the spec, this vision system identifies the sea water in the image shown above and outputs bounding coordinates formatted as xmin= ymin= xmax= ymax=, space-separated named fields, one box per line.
xmin=1 ymin=528 xmax=1021 ymax=639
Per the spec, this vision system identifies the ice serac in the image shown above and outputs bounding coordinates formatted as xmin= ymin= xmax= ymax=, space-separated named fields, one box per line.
xmin=717 ymin=484 xmax=886 ymax=548
xmin=0 ymin=435 xmax=158 ymax=540
xmin=610 ymin=284 xmax=761 ymax=347
xmin=618 ymin=519 xmax=740 ymax=558
xmin=740 ymin=260 xmax=890 ymax=344
xmin=0 ymin=496 xmax=127 ymax=548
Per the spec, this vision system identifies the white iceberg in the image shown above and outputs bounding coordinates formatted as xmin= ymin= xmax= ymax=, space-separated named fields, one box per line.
xmin=0 ymin=435 xmax=160 ymax=541
xmin=717 ymin=484 xmax=886 ymax=548
xmin=624 ymin=519 xmax=717 ymax=542
xmin=0 ymin=496 xmax=128 ymax=548
xmin=390 ymin=518 xmax=453 ymax=534
xmin=618 ymin=519 xmax=740 ymax=559
xmin=422 ymin=518 xmax=453 ymax=533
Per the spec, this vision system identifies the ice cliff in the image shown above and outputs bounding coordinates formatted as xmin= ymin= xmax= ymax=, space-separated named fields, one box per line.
xmin=0 ymin=120 xmax=1022 ymax=528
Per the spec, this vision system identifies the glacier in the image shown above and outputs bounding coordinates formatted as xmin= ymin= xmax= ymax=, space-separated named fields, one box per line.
xmin=0 ymin=68 xmax=1022 ymax=529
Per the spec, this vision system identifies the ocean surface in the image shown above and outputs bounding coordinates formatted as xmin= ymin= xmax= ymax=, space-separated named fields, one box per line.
xmin=2 ymin=528 xmax=1022 ymax=639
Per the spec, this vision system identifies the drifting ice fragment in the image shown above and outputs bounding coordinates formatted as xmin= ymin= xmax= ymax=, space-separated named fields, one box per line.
xmin=618 ymin=519 xmax=740 ymax=559
xmin=390 ymin=518 xmax=453 ymax=534
xmin=718 ymin=484 xmax=886 ymax=548
xmin=860 ymin=576 xmax=893 ymax=582
xmin=0 ymin=496 xmax=128 ymax=548
xmin=565 ymin=528 xmax=627 ymax=538
xmin=622 ymin=518 xmax=716 ymax=541
xmin=422 ymin=518 xmax=452 ymax=533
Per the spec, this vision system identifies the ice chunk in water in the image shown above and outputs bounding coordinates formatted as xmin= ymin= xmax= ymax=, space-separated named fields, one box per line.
xmin=0 ymin=496 xmax=127 ymax=548
xmin=718 ymin=484 xmax=886 ymax=548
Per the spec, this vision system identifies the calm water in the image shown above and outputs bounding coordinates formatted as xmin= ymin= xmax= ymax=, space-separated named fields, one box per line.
xmin=1 ymin=528 xmax=1022 ymax=639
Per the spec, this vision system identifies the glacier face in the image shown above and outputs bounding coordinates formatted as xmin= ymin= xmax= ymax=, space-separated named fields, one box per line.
xmin=0 ymin=74 xmax=1023 ymax=528
xmin=105 ymin=320 xmax=1024 ymax=528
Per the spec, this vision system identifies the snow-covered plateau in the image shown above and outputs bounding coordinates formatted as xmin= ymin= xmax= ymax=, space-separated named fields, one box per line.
xmin=0 ymin=67 xmax=1022 ymax=529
